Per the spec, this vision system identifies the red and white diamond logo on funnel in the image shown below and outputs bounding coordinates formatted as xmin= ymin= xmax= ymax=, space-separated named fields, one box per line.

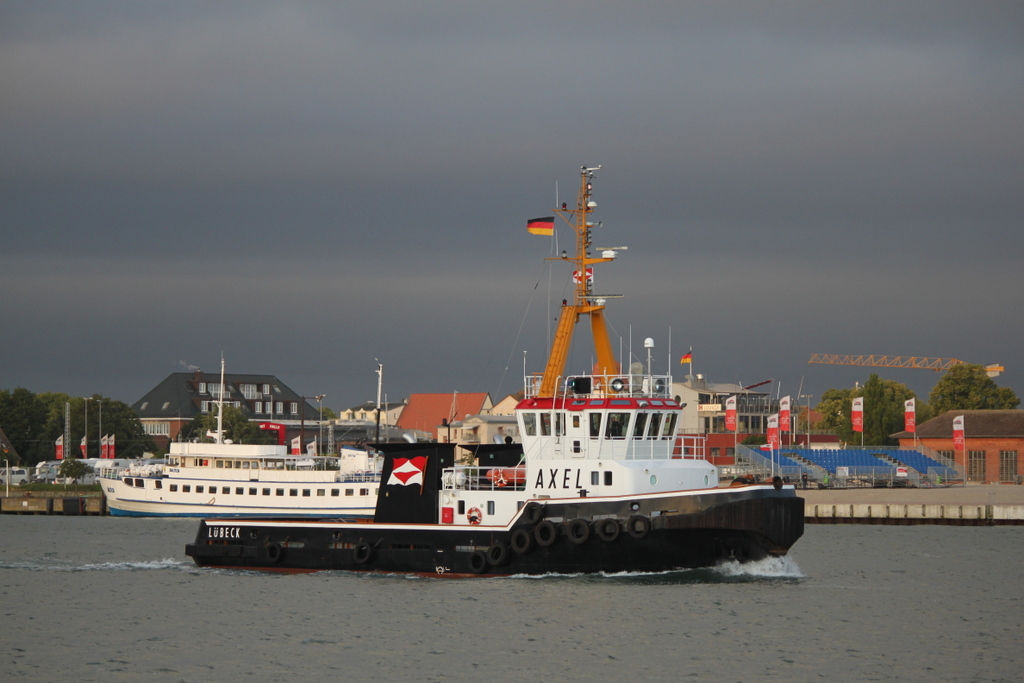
xmin=387 ymin=456 xmax=427 ymax=486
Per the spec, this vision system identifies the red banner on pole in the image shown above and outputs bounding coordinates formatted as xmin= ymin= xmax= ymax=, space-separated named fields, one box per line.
xmin=55 ymin=435 xmax=64 ymax=460
xmin=109 ymin=433 xmax=116 ymax=459
xmin=80 ymin=435 xmax=87 ymax=458
xmin=767 ymin=414 xmax=780 ymax=449
xmin=851 ymin=397 xmax=864 ymax=433
xmin=904 ymin=399 xmax=916 ymax=433
xmin=724 ymin=395 xmax=737 ymax=432
xmin=290 ymin=435 xmax=301 ymax=455
xmin=780 ymin=396 xmax=791 ymax=431
xmin=952 ymin=415 xmax=965 ymax=451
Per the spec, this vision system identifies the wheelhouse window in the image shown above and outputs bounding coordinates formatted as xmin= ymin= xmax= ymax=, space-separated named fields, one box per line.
xmin=589 ymin=413 xmax=602 ymax=438
xmin=522 ymin=413 xmax=537 ymax=436
xmin=647 ymin=413 xmax=662 ymax=439
xmin=540 ymin=413 xmax=557 ymax=436
xmin=662 ymin=413 xmax=678 ymax=438
xmin=632 ymin=413 xmax=648 ymax=438
xmin=605 ymin=413 xmax=629 ymax=438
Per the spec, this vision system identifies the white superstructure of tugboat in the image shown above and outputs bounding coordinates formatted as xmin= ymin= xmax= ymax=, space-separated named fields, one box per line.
xmin=186 ymin=166 xmax=804 ymax=575
xmin=102 ymin=358 xmax=381 ymax=518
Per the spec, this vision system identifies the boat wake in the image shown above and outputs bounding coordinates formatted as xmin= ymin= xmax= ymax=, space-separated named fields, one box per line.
xmin=1 ymin=557 xmax=191 ymax=572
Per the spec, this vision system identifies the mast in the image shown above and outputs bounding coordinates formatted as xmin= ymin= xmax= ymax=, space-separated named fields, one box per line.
xmin=537 ymin=166 xmax=620 ymax=397
xmin=216 ymin=354 xmax=225 ymax=444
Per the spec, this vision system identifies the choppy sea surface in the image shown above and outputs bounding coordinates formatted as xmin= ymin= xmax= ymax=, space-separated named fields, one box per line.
xmin=1 ymin=516 xmax=1021 ymax=682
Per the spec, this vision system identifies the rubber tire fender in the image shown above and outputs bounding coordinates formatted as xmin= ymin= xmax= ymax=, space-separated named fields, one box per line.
xmin=354 ymin=541 xmax=373 ymax=564
xmin=565 ymin=518 xmax=591 ymax=545
xmin=595 ymin=518 xmax=621 ymax=542
xmin=487 ymin=543 xmax=510 ymax=567
xmin=266 ymin=542 xmax=282 ymax=563
xmin=523 ymin=502 xmax=545 ymax=524
xmin=469 ymin=549 xmax=489 ymax=574
xmin=534 ymin=519 xmax=558 ymax=547
xmin=626 ymin=514 xmax=651 ymax=539
xmin=510 ymin=528 xmax=534 ymax=554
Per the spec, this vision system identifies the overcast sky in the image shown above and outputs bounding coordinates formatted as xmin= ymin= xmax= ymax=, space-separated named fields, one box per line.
xmin=2 ymin=2 xmax=1021 ymax=413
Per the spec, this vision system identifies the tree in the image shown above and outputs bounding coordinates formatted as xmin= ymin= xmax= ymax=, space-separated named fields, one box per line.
xmin=182 ymin=405 xmax=275 ymax=445
xmin=0 ymin=387 xmax=48 ymax=464
xmin=815 ymin=376 xmax=917 ymax=446
xmin=57 ymin=458 xmax=91 ymax=484
xmin=929 ymin=364 xmax=1020 ymax=414
xmin=319 ymin=406 xmax=338 ymax=421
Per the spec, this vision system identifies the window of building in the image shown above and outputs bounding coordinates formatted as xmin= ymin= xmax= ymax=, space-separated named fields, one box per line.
xmin=263 ymin=383 xmax=271 ymax=394
xmin=143 ymin=422 xmax=171 ymax=436
xmin=200 ymin=401 xmax=209 ymax=413
xmin=140 ymin=401 xmax=149 ymax=410
xmin=1000 ymin=451 xmax=1018 ymax=483
xmin=290 ymin=402 xmax=298 ymax=415
xmin=198 ymin=382 xmax=207 ymax=394
xmin=241 ymin=383 xmax=258 ymax=399
xmin=968 ymin=450 xmax=986 ymax=482
xmin=276 ymin=402 xmax=284 ymax=414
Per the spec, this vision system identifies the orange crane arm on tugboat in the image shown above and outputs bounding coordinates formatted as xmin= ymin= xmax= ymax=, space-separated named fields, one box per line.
xmin=537 ymin=166 xmax=620 ymax=397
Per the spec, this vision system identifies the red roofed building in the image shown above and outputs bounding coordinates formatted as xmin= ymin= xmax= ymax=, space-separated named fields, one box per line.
xmin=396 ymin=392 xmax=493 ymax=442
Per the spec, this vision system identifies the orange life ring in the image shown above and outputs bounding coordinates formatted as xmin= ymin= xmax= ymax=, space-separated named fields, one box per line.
xmin=467 ymin=507 xmax=483 ymax=525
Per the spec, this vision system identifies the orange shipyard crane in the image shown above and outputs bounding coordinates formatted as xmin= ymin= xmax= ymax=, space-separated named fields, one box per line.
xmin=536 ymin=166 xmax=621 ymax=398
xmin=808 ymin=354 xmax=1004 ymax=378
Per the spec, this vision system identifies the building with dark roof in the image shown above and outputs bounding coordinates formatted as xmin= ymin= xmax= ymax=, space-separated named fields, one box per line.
xmin=133 ymin=370 xmax=319 ymax=451
xmin=894 ymin=410 xmax=1024 ymax=484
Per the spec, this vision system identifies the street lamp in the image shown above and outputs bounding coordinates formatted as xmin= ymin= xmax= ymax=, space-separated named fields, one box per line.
xmin=315 ymin=394 xmax=326 ymax=456
xmin=799 ymin=395 xmax=813 ymax=446
xmin=83 ymin=397 xmax=91 ymax=459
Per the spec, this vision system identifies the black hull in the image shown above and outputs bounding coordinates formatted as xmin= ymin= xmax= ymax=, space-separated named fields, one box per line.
xmin=186 ymin=488 xmax=804 ymax=577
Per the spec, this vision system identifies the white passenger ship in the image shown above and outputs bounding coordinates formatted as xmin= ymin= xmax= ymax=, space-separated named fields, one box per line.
xmin=100 ymin=443 xmax=380 ymax=517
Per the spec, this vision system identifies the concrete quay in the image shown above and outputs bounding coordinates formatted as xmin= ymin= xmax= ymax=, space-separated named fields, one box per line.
xmin=798 ymin=484 xmax=1024 ymax=525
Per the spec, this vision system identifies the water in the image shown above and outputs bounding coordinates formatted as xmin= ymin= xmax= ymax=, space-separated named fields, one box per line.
xmin=1 ymin=517 xmax=1021 ymax=682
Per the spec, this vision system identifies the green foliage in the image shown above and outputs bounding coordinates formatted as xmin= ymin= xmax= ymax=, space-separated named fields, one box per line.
xmin=319 ymin=406 xmax=338 ymax=421
xmin=182 ymin=404 xmax=276 ymax=445
xmin=929 ymin=364 xmax=1020 ymax=414
xmin=815 ymin=375 xmax=917 ymax=446
xmin=57 ymin=458 xmax=91 ymax=484
xmin=0 ymin=389 xmax=156 ymax=465
xmin=741 ymin=434 xmax=767 ymax=445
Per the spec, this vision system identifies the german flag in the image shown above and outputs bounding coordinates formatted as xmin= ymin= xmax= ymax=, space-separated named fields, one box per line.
xmin=527 ymin=216 xmax=554 ymax=236
xmin=680 ymin=351 xmax=692 ymax=364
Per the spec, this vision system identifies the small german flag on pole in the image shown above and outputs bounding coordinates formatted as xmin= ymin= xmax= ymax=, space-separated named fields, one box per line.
xmin=680 ymin=350 xmax=692 ymax=364
xmin=527 ymin=216 xmax=555 ymax=236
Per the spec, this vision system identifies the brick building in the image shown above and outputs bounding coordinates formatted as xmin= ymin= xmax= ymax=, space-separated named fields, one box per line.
xmin=894 ymin=410 xmax=1023 ymax=484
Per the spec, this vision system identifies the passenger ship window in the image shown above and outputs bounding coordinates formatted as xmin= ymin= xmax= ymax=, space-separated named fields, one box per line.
xmin=183 ymin=485 xmax=191 ymax=493
xmin=522 ymin=413 xmax=537 ymax=436
xmin=572 ymin=415 xmax=581 ymax=428
xmin=216 ymin=461 xmax=224 ymax=468
xmin=540 ymin=413 xmax=551 ymax=436
xmin=604 ymin=471 xmax=613 ymax=485
xmin=591 ymin=471 xmax=599 ymax=485
xmin=589 ymin=413 xmax=602 ymax=437
xmin=196 ymin=486 xmax=204 ymax=494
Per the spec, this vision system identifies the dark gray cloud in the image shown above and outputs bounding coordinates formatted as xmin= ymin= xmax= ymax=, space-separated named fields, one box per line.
xmin=2 ymin=2 xmax=1021 ymax=411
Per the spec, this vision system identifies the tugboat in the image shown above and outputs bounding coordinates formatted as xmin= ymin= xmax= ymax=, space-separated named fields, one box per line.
xmin=186 ymin=166 xmax=804 ymax=576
